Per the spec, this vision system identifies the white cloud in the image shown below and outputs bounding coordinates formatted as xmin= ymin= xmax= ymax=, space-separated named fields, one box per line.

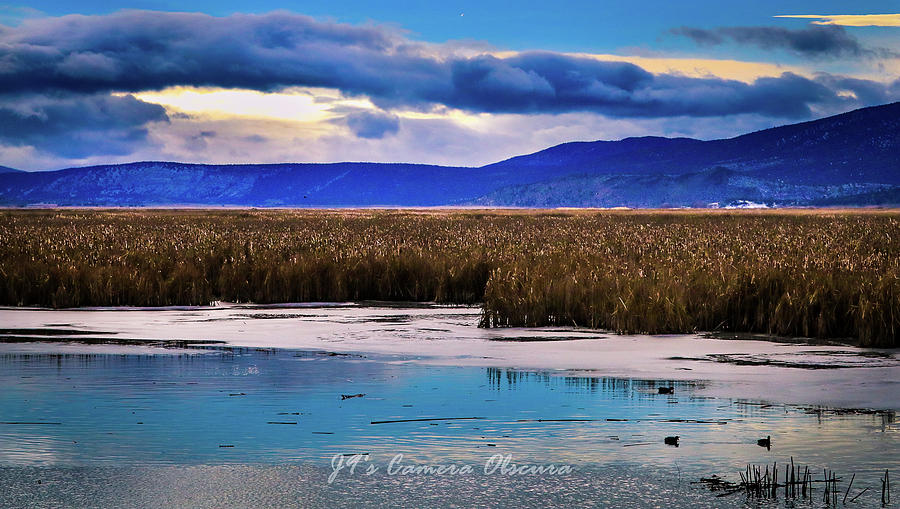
xmin=774 ymin=14 xmax=900 ymax=27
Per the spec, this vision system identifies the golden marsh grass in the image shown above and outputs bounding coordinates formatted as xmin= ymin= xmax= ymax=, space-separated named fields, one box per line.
xmin=0 ymin=208 xmax=897 ymax=347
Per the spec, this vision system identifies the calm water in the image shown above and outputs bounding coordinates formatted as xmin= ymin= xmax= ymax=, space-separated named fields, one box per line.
xmin=0 ymin=347 xmax=897 ymax=507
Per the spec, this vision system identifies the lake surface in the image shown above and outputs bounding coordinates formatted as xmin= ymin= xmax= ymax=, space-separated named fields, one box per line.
xmin=3 ymin=302 xmax=899 ymax=409
xmin=0 ymin=344 xmax=897 ymax=508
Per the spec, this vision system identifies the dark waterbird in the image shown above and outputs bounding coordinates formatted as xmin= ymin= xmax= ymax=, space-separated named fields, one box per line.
xmin=658 ymin=387 xmax=674 ymax=394
xmin=664 ymin=436 xmax=679 ymax=446
xmin=757 ymin=435 xmax=771 ymax=450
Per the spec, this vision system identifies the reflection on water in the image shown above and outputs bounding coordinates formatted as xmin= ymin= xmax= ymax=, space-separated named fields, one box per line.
xmin=0 ymin=348 xmax=895 ymax=480
xmin=1 ymin=347 xmax=897 ymax=507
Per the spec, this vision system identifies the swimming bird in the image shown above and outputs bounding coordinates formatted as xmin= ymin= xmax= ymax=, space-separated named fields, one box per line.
xmin=664 ymin=436 xmax=679 ymax=446
xmin=757 ymin=435 xmax=771 ymax=449
xmin=658 ymin=387 xmax=674 ymax=394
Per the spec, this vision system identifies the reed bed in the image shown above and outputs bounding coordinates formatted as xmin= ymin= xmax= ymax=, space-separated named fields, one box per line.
xmin=0 ymin=209 xmax=897 ymax=347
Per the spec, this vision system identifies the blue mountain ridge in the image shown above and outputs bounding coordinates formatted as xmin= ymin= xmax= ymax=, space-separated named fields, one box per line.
xmin=1 ymin=102 xmax=898 ymax=207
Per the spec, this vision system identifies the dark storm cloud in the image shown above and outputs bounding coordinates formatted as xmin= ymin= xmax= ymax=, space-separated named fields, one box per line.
xmin=443 ymin=53 xmax=654 ymax=113
xmin=436 ymin=53 xmax=867 ymax=118
xmin=343 ymin=111 xmax=400 ymax=139
xmin=0 ymin=93 xmax=168 ymax=157
xmin=0 ymin=10 xmax=897 ymax=125
xmin=0 ymin=10 xmax=429 ymax=96
xmin=670 ymin=25 xmax=891 ymax=59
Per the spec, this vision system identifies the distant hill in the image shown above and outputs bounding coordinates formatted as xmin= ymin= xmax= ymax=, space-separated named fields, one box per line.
xmin=0 ymin=166 xmax=20 ymax=174
xmin=2 ymin=102 xmax=899 ymax=207
xmin=485 ymin=102 xmax=900 ymax=186
xmin=0 ymin=162 xmax=489 ymax=207
xmin=473 ymin=167 xmax=898 ymax=208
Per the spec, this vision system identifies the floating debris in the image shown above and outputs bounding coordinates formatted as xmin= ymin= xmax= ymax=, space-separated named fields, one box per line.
xmin=371 ymin=417 xmax=485 ymax=425
xmin=692 ymin=475 xmax=739 ymax=497
xmin=516 ymin=417 xmax=726 ymax=425
xmin=0 ymin=328 xmax=115 ymax=336
xmin=341 ymin=393 xmax=365 ymax=400
xmin=0 ymin=421 xmax=62 ymax=425
xmin=486 ymin=336 xmax=604 ymax=342
xmin=516 ymin=418 xmax=599 ymax=423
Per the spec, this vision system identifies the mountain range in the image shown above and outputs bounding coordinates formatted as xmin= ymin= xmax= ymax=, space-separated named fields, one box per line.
xmin=2 ymin=102 xmax=899 ymax=208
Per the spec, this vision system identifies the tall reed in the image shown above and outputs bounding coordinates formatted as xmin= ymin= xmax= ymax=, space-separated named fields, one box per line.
xmin=0 ymin=209 xmax=896 ymax=346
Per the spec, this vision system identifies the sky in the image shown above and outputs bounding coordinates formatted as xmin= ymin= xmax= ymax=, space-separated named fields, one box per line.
xmin=1 ymin=1 xmax=899 ymax=170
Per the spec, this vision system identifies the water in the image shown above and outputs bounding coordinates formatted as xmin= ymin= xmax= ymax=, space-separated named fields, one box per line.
xmin=0 ymin=346 xmax=896 ymax=507
xmin=3 ymin=303 xmax=897 ymax=411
